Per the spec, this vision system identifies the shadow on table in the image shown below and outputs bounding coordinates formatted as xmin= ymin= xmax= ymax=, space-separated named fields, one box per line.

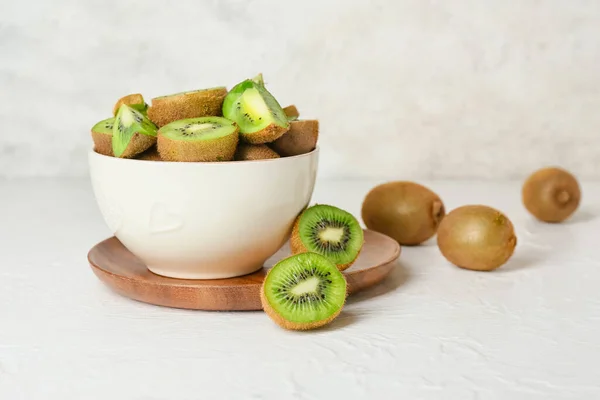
xmin=346 ymin=260 xmax=410 ymax=305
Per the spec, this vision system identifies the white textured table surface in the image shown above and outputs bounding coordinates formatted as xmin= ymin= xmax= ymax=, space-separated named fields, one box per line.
xmin=1 ymin=178 xmax=599 ymax=400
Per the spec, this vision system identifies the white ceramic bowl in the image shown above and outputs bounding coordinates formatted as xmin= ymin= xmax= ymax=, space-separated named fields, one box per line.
xmin=89 ymin=149 xmax=319 ymax=279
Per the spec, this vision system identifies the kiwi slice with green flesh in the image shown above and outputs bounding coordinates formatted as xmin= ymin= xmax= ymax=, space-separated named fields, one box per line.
xmin=283 ymin=105 xmax=299 ymax=121
xmin=157 ymin=116 xmax=239 ymax=162
xmin=222 ymin=79 xmax=289 ymax=144
xmin=270 ymin=119 xmax=318 ymax=157
xmin=234 ymin=144 xmax=279 ymax=161
xmin=112 ymin=93 xmax=147 ymax=116
xmin=437 ymin=205 xmax=517 ymax=271
xmin=112 ymin=104 xmax=158 ymax=158
xmin=361 ymin=181 xmax=445 ymax=246
xmin=522 ymin=167 xmax=581 ymax=223
xmin=136 ymin=146 xmax=162 ymax=161
xmin=91 ymin=117 xmax=115 ymax=156
xmin=260 ymin=252 xmax=347 ymax=331
xmin=252 ymin=73 xmax=264 ymax=86
xmin=147 ymin=87 xmax=227 ymax=128
xmin=291 ymin=204 xmax=364 ymax=271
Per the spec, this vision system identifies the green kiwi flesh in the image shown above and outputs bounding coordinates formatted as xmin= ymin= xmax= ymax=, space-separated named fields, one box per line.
xmin=222 ymin=79 xmax=289 ymax=144
xmin=91 ymin=117 xmax=115 ymax=156
xmin=291 ymin=204 xmax=364 ymax=271
xmin=157 ymin=116 xmax=239 ymax=162
xmin=260 ymin=252 xmax=347 ymax=331
xmin=112 ymin=105 xmax=157 ymax=158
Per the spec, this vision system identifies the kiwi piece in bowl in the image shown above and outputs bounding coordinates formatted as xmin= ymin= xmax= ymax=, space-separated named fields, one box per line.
xmin=270 ymin=119 xmax=319 ymax=157
xmin=222 ymin=79 xmax=289 ymax=144
xmin=157 ymin=116 xmax=239 ymax=162
xmin=112 ymin=93 xmax=147 ymax=116
xmin=112 ymin=104 xmax=157 ymax=158
xmin=261 ymin=253 xmax=347 ymax=331
xmin=522 ymin=167 xmax=581 ymax=223
xmin=291 ymin=204 xmax=364 ymax=271
xmin=91 ymin=117 xmax=115 ymax=156
xmin=135 ymin=146 xmax=162 ymax=161
xmin=283 ymin=105 xmax=300 ymax=121
xmin=147 ymin=87 xmax=228 ymax=127
xmin=234 ymin=144 xmax=279 ymax=161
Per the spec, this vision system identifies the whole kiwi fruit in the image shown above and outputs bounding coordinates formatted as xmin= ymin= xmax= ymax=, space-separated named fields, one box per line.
xmin=361 ymin=181 xmax=445 ymax=245
xmin=522 ymin=167 xmax=581 ymax=223
xmin=437 ymin=205 xmax=517 ymax=271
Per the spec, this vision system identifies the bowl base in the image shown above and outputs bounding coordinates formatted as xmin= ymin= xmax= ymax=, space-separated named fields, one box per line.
xmin=146 ymin=264 xmax=264 ymax=280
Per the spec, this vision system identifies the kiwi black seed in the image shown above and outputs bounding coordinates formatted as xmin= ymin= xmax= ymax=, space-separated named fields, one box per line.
xmin=91 ymin=117 xmax=115 ymax=156
xmin=157 ymin=116 xmax=239 ymax=162
xmin=112 ymin=105 xmax=157 ymax=158
xmin=112 ymin=93 xmax=147 ymax=116
xmin=234 ymin=144 xmax=279 ymax=161
xmin=283 ymin=105 xmax=300 ymax=121
xmin=260 ymin=252 xmax=347 ymax=331
xmin=437 ymin=205 xmax=517 ymax=271
xmin=522 ymin=167 xmax=581 ymax=223
xmin=147 ymin=87 xmax=228 ymax=127
xmin=361 ymin=181 xmax=445 ymax=246
xmin=270 ymin=119 xmax=319 ymax=157
xmin=291 ymin=204 xmax=364 ymax=271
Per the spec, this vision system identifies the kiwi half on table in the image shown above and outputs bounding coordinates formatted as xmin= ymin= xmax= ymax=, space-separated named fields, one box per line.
xmin=522 ymin=167 xmax=581 ymax=223
xmin=222 ymin=79 xmax=289 ymax=144
xmin=291 ymin=204 xmax=364 ymax=271
xmin=157 ymin=116 xmax=239 ymax=162
xmin=234 ymin=143 xmax=279 ymax=161
xmin=112 ymin=104 xmax=158 ymax=158
xmin=270 ymin=119 xmax=319 ymax=157
xmin=147 ymin=87 xmax=228 ymax=128
xmin=261 ymin=253 xmax=347 ymax=331
xmin=112 ymin=93 xmax=147 ymax=116
xmin=91 ymin=117 xmax=115 ymax=156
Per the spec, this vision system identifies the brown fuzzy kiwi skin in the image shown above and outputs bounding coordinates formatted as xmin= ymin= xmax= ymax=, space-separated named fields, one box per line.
xmin=522 ymin=167 xmax=581 ymax=223
xmin=240 ymin=123 xmax=289 ymax=144
xmin=91 ymin=131 xmax=113 ymax=156
xmin=361 ymin=181 xmax=445 ymax=246
xmin=235 ymin=144 xmax=280 ymax=161
xmin=283 ymin=105 xmax=299 ymax=119
xmin=157 ymin=126 xmax=239 ymax=162
xmin=119 ymin=133 xmax=156 ymax=159
xmin=270 ymin=120 xmax=319 ymax=157
xmin=147 ymin=88 xmax=227 ymax=128
xmin=112 ymin=93 xmax=145 ymax=116
xmin=289 ymin=212 xmax=361 ymax=272
xmin=136 ymin=146 xmax=162 ymax=161
xmin=259 ymin=259 xmax=347 ymax=331
xmin=437 ymin=205 xmax=517 ymax=271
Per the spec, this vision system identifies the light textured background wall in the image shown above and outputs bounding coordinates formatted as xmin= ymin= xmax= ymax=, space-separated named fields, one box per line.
xmin=1 ymin=0 xmax=599 ymax=179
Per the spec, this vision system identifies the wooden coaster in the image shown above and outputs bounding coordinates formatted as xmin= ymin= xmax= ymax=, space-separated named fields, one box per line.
xmin=88 ymin=229 xmax=401 ymax=311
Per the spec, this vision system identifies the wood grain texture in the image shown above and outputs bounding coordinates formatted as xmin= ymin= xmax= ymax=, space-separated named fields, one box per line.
xmin=88 ymin=229 xmax=401 ymax=311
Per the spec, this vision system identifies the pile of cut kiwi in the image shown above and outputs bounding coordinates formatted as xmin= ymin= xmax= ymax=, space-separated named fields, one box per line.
xmin=90 ymin=74 xmax=319 ymax=162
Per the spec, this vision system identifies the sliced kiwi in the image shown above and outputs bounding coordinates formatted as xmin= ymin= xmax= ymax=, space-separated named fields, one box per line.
xmin=437 ymin=205 xmax=517 ymax=271
xmin=291 ymin=204 xmax=364 ymax=271
xmin=260 ymin=253 xmax=347 ymax=331
xmin=270 ymin=119 xmax=318 ymax=157
xmin=91 ymin=117 xmax=115 ymax=156
xmin=234 ymin=144 xmax=279 ymax=161
xmin=112 ymin=105 xmax=157 ymax=158
xmin=112 ymin=93 xmax=147 ymax=116
xmin=157 ymin=116 xmax=239 ymax=162
xmin=522 ymin=167 xmax=581 ymax=223
xmin=222 ymin=79 xmax=289 ymax=144
xmin=283 ymin=105 xmax=299 ymax=121
xmin=361 ymin=181 xmax=445 ymax=245
xmin=252 ymin=73 xmax=265 ymax=86
xmin=136 ymin=146 xmax=162 ymax=161
xmin=147 ymin=87 xmax=227 ymax=127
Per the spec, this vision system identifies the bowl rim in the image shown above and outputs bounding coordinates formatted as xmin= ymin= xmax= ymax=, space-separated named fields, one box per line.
xmin=89 ymin=146 xmax=319 ymax=165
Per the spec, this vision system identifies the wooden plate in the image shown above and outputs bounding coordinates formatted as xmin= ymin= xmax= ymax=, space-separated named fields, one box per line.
xmin=88 ymin=229 xmax=401 ymax=311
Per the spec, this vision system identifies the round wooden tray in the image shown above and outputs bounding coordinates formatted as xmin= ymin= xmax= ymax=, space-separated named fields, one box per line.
xmin=88 ymin=229 xmax=401 ymax=311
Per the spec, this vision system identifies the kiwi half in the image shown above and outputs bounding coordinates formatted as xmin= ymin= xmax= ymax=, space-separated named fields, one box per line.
xmin=112 ymin=93 xmax=147 ymax=116
xmin=437 ymin=205 xmax=517 ymax=271
xmin=283 ymin=105 xmax=299 ymax=121
xmin=157 ymin=116 xmax=239 ymax=162
xmin=147 ymin=87 xmax=227 ymax=127
xmin=91 ymin=117 xmax=115 ymax=156
xmin=234 ymin=144 xmax=279 ymax=161
xmin=270 ymin=119 xmax=318 ymax=157
xmin=222 ymin=79 xmax=289 ymax=144
xmin=112 ymin=105 xmax=157 ymax=158
xmin=522 ymin=167 xmax=581 ymax=223
xmin=291 ymin=204 xmax=364 ymax=271
xmin=361 ymin=181 xmax=445 ymax=245
xmin=261 ymin=253 xmax=347 ymax=331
